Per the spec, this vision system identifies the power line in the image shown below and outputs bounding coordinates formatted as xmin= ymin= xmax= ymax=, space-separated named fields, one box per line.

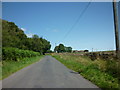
xmin=61 ymin=0 xmax=92 ymax=42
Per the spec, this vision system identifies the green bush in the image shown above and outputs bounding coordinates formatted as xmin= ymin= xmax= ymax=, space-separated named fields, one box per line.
xmin=2 ymin=47 xmax=40 ymax=61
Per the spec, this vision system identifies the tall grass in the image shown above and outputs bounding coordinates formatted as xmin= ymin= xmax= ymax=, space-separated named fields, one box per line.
xmin=52 ymin=53 xmax=119 ymax=89
xmin=0 ymin=61 xmax=2 ymax=80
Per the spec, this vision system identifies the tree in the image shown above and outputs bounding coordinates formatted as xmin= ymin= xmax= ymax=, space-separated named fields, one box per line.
xmin=65 ymin=47 xmax=72 ymax=52
xmin=84 ymin=50 xmax=89 ymax=52
xmin=54 ymin=46 xmax=59 ymax=53
xmin=58 ymin=44 xmax=65 ymax=53
xmin=32 ymin=34 xmax=39 ymax=39
xmin=2 ymin=19 xmax=51 ymax=54
xmin=54 ymin=44 xmax=72 ymax=53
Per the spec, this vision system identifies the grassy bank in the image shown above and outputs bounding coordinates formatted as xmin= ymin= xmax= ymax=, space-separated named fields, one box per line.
xmin=0 ymin=61 xmax=2 ymax=80
xmin=2 ymin=56 xmax=44 ymax=80
xmin=52 ymin=53 xmax=119 ymax=89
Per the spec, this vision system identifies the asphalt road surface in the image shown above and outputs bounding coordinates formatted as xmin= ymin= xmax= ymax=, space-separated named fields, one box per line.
xmin=2 ymin=56 xmax=99 ymax=88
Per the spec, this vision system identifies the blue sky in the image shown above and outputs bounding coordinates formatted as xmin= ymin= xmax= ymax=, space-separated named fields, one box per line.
xmin=2 ymin=2 xmax=117 ymax=51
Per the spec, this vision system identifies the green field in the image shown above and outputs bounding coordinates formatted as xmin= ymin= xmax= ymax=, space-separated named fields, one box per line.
xmin=51 ymin=53 xmax=119 ymax=89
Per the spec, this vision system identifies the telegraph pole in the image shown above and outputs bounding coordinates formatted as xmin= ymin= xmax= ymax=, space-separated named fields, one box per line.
xmin=113 ymin=0 xmax=120 ymax=59
xmin=55 ymin=43 xmax=56 ymax=47
xmin=55 ymin=43 xmax=57 ymax=53
xmin=92 ymin=48 xmax=93 ymax=52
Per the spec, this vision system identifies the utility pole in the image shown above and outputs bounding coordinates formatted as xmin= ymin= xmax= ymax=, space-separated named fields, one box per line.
xmin=113 ymin=0 xmax=120 ymax=59
xmin=92 ymin=48 xmax=93 ymax=52
xmin=55 ymin=43 xmax=57 ymax=53
xmin=55 ymin=43 xmax=56 ymax=47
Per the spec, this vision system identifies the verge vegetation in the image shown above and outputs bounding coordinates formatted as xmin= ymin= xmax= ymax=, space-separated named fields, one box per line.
xmin=2 ymin=47 xmax=40 ymax=61
xmin=2 ymin=55 xmax=43 ymax=80
xmin=51 ymin=53 xmax=119 ymax=89
xmin=1 ymin=19 xmax=51 ymax=80
xmin=0 ymin=61 xmax=2 ymax=80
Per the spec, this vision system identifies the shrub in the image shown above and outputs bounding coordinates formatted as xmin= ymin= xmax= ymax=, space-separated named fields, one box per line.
xmin=2 ymin=47 xmax=40 ymax=61
xmin=85 ymin=53 xmax=97 ymax=60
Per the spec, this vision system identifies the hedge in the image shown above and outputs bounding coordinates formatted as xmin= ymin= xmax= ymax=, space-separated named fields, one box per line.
xmin=2 ymin=47 xmax=40 ymax=61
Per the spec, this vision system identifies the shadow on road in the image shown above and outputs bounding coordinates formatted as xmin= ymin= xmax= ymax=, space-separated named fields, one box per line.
xmin=69 ymin=71 xmax=79 ymax=74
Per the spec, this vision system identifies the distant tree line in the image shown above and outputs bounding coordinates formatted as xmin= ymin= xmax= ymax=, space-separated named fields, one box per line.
xmin=2 ymin=20 xmax=51 ymax=54
xmin=54 ymin=44 xmax=72 ymax=53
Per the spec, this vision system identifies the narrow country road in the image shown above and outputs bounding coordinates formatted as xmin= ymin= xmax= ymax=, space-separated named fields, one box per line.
xmin=3 ymin=56 xmax=99 ymax=88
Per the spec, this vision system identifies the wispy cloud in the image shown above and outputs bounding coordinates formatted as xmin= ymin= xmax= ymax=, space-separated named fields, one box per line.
xmin=20 ymin=28 xmax=26 ymax=32
xmin=52 ymin=29 xmax=59 ymax=32
xmin=20 ymin=28 xmax=34 ymax=38
xmin=26 ymin=33 xmax=34 ymax=38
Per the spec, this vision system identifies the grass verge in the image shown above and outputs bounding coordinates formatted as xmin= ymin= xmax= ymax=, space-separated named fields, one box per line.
xmin=0 ymin=61 xmax=2 ymax=80
xmin=2 ymin=55 xmax=44 ymax=80
xmin=52 ymin=54 xmax=119 ymax=89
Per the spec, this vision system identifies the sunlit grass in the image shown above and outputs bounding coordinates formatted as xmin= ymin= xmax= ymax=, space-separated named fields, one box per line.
xmin=2 ymin=56 xmax=44 ymax=80
xmin=0 ymin=61 xmax=2 ymax=80
xmin=52 ymin=53 xmax=119 ymax=89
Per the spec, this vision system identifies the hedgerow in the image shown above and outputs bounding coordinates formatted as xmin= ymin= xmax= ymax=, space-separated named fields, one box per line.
xmin=2 ymin=47 xmax=40 ymax=61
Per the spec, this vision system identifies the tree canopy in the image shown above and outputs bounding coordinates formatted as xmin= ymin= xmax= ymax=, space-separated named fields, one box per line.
xmin=2 ymin=20 xmax=51 ymax=54
xmin=54 ymin=44 xmax=72 ymax=53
